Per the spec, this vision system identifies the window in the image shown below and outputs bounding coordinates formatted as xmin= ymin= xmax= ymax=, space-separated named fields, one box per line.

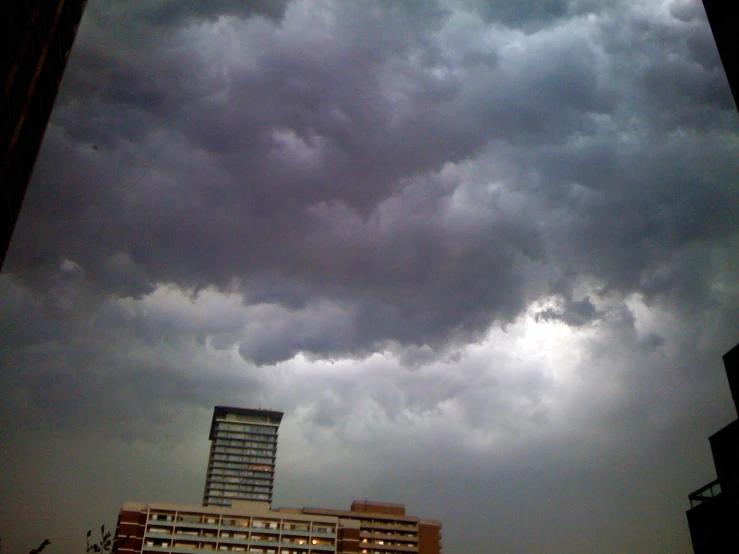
xmin=282 ymin=522 xmax=300 ymax=531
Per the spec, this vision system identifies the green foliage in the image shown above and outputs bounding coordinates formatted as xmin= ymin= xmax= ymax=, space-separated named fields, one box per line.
xmin=86 ymin=526 xmax=129 ymax=554
xmin=28 ymin=540 xmax=50 ymax=554
xmin=0 ymin=525 xmax=126 ymax=554
xmin=0 ymin=537 xmax=51 ymax=554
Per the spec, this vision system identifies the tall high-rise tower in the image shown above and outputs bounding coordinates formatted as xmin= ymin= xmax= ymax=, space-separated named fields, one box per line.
xmin=203 ymin=406 xmax=283 ymax=507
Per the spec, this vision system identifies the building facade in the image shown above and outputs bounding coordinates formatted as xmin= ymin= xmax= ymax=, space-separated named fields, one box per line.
xmin=204 ymin=407 xmax=283 ymax=507
xmin=686 ymin=343 xmax=739 ymax=553
xmin=115 ymin=501 xmax=360 ymax=554
xmin=115 ymin=500 xmax=441 ymax=554
xmin=294 ymin=501 xmax=441 ymax=554
xmin=1 ymin=0 xmax=88 ymax=267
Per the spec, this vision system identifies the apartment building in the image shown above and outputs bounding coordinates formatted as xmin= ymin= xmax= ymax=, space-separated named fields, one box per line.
xmin=115 ymin=501 xmax=360 ymax=554
xmin=115 ymin=500 xmax=441 ymax=554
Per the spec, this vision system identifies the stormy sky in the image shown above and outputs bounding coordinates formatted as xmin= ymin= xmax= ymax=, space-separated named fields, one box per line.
xmin=1 ymin=0 xmax=738 ymax=552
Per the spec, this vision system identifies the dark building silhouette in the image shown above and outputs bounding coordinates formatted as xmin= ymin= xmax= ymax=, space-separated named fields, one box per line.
xmin=686 ymin=343 xmax=739 ymax=553
xmin=702 ymin=0 xmax=739 ymax=112
xmin=0 ymin=0 xmax=88 ymax=268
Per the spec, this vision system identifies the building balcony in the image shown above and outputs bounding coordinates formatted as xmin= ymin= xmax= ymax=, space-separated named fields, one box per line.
xmin=688 ymin=479 xmax=722 ymax=509
xmin=360 ymin=521 xmax=417 ymax=533
xmin=359 ymin=531 xmax=417 ymax=543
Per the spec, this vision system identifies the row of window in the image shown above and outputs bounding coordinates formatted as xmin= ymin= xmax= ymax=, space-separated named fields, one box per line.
xmin=205 ymin=499 xmax=240 ymax=508
xmin=209 ymin=475 xmax=271 ymax=486
xmin=207 ymin=481 xmax=272 ymax=492
xmin=148 ymin=532 xmax=328 ymax=544
xmin=215 ymin=439 xmax=276 ymax=449
xmin=148 ymin=514 xmax=333 ymax=534
xmin=206 ymin=482 xmax=271 ymax=493
xmin=208 ymin=468 xmax=272 ymax=478
xmin=208 ymin=462 xmax=273 ymax=472
xmin=212 ymin=446 xmax=274 ymax=458
xmin=145 ymin=537 xmax=333 ymax=548
xmin=361 ymin=530 xmax=417 ymax=539
xmin=211 ymin=454 xmax=274 ymax=464
xmin=205 ymin=491 xmax=271 ymax=501
xmin=215 ymin=432 xmax=277 ymax=442
xmin=361 ymin=538 xmax=412 ymax=547
xmin=145 ymin=546 xmax=310 ymax=554
xmin=216 ymin=423 xmax=277 ymax=435
xmin=362 ymin=521 xmax=417 ymax=530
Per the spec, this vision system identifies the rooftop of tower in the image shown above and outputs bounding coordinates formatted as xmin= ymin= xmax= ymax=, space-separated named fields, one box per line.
xmin=209 ymin=406 xmax=284 ymax=439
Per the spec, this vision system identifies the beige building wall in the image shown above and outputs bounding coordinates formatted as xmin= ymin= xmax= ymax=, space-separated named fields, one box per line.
xmin=116 ymin=501 xmax=357 ymax=554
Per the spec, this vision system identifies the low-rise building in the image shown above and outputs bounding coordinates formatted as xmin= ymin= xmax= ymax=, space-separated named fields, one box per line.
xmin=115 ymin=500 xmax=441 ymax=554
xmin=115 ymin=501 xmax=359 ymax=554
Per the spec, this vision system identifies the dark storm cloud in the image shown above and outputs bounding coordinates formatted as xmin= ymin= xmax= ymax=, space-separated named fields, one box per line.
xmin=4 ymin=0 xmax=736 ymax=374
xmin=144 ymin=0 xmax=290 ymax=25
xmin=13 ymin=0 xmax=729 ymax=364
xmin=457 ymin=0 xmax=569 ymax=27
xmin=87 ymin=0 xmax=291 ymax=27
xmin=10 ymin=0 xmax=546 ymax=360
xmin=535 ymin=276 xmax=598 ymax=326
xmin=0 ymin=276 xmax=266 ymax=442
